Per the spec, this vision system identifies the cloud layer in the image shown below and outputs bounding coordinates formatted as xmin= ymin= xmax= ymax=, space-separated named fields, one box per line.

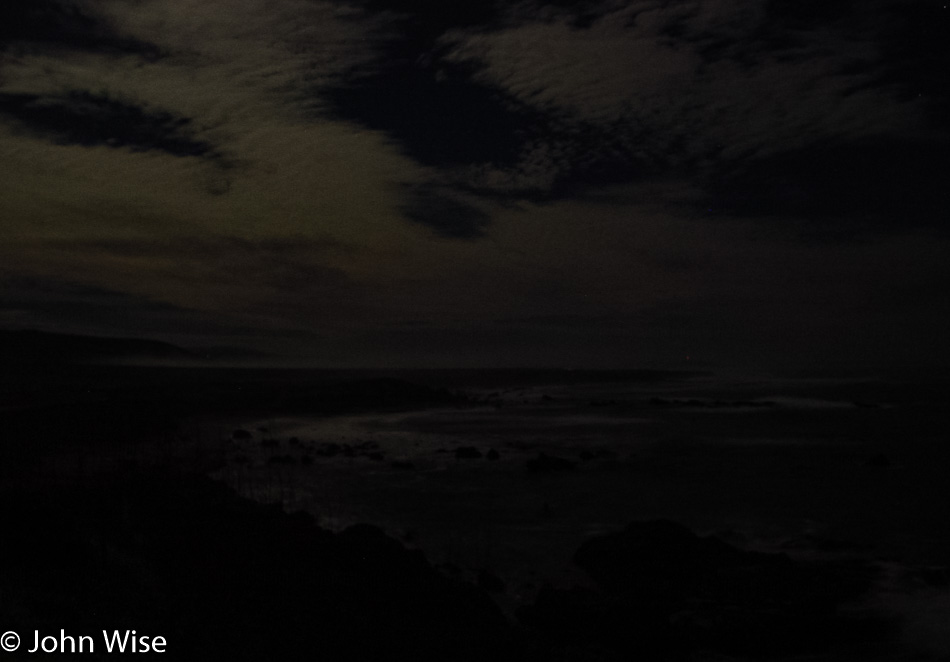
xmin=2 ymin=0 xmax=948 ymax=368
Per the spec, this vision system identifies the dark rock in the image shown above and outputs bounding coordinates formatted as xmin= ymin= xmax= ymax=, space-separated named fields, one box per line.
xmin=0 ymin=472 xmax=519 ymax=662
xmin=477 ymin=569 xmax=506 ymax=594
xmin=486 ymin=448 xmax=500 ymax=460
xmin=518 ymin=519 xmax=886 ymax=660
xmin=526 ymin=453 xmax=576 ymax=472
xmin=318 ymin=442 xmax=341 ymax=457
xmin=390 ymin=460 xmax=415 ymax=470
xmin=455 ymin=446 xmax=483 ymax=459
xmin=232 ymin=429 xmax=252 ymax=440
xmin=909 ymin=566 xmax=950 ymax=588
xmin=573 ymin=520 xmax=747 ymax=604
xmin=278 ymin=377 xmax=462 ymax=413
xmin=440 ymin=562 xmax=462 ymax=577
xmin=518 ymin=584 xmax=684 ymax=658
xmin=648 ymin=397 xmax=775 ymax=409
xmin=780 ymin=534 xmax=866 ymax=553
xmin=865 ymin=453 xmax=891 ymax=468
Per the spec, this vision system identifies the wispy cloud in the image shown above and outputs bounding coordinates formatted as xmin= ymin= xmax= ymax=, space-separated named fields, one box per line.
xmin=2 ymin=0 xmax=948 ymax=367
xmin=435 ymin=0 xmax=942 ymax=222
xmin=0 ymin=0 xmax=161 ymax=56
xmin=0 ymin=90 xmax=217 ymax=157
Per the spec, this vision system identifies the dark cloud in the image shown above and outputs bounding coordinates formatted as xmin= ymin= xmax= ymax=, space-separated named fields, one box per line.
xmin=0 ymin=0 xmax=160 ymax=57
xmin=0 ymin=238 xmax=361 ymax=345
xmin=52 ymin=236 xmax=356 ymax=291
xmin=325 ymin=0 xmax=514 ymax=165
xmin=351 ymin=0 xmax=623 ymax=33
xmin=875 ymin=1 xmax=950 ymax=130
xmin=0 ymin=275 xmax=196 ymax=334
xmin=50 ymin=237 xmax=367 ymax=325
xmin=325 ymin=60 xmax=538 ymax=170
xmin=352 ymin=0 xmax=499 ymax=36
xmin=320 ymin=1 xmax=829 ymax=214
xmin=76 ymin=235 xmax=350 ymax=260
xmin=326 ymin=58 xmax=656 ymax=206
xmin=200 ymin=240 xmax=355 ymax=295
xmin=400 ymin=187 xmax=492 ymax=238
xmin=705 ymin=138 xmax=950 ymax=233
xmin=502 ymin=0 xmax=625 ymax=29
xmin=323 ymin=0 xmax=655 ymax=213
xmin=435 ymin=0 xmax=950 ymax=240
xmin=764 ymin=0 xmax=855 ymax=27
xmin=324 ymin=54 xmax=654 ymax=222
xmin=493 ymin=313 xmax=637 ymax=330
xmin=638 ymin=1 xmax=857 ymax=68
xmin=0 ymin=91 xmax=216 ymax=158
xmin=452 ymin=114 xmax=655 ymax=203
xmin=547 ymin=122 xmax=650 ymax=195
xmin=2 ymin=0 xmax=948 ymax=370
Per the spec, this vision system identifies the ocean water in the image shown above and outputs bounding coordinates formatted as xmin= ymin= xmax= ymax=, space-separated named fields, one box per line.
xmin=210 ymin=371 xmax=950 ymax=645
xmin=5 ymin=364 xmax=947 ymax=658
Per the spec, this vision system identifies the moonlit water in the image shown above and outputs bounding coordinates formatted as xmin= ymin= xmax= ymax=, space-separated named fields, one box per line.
xmin=210 ymin=371 xmax=950 ymax=645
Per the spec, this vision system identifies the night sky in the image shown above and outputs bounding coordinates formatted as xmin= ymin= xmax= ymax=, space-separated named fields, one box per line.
xmin=2 ymin=0 xmax=949 ymax=370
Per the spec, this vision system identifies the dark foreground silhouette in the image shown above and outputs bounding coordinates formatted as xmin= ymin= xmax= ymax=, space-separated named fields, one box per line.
xmin=1 ymin=471 xmax=516 ymax=661
xmin=521 ymin=520 xmax=896 ymax=660
xmin=1 ymin=470 xmax=901 ymax=661
xmin=2 ymin=362 xmax=931 ymax=660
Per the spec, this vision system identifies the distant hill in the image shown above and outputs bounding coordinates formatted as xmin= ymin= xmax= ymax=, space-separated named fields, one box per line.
xmin=0 ymin=329 xmax=199 ymax=364
xmin=189 ymin=345 xmax=274 ymax=362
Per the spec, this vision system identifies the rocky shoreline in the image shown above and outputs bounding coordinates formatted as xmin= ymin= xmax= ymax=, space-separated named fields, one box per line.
xmin=2 ymin=467 xmax=916 ymax=661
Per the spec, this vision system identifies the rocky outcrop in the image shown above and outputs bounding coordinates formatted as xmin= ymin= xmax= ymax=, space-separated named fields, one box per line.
xmin=455 ymin=446 xmax=483 ymax=459
xmin=525 ymin=453 xmax=576 ymax=472
xmin=0 ymin=472 xmax=520 ymax=662
xmin=518 ymin=519 xmax=892 ymax=660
